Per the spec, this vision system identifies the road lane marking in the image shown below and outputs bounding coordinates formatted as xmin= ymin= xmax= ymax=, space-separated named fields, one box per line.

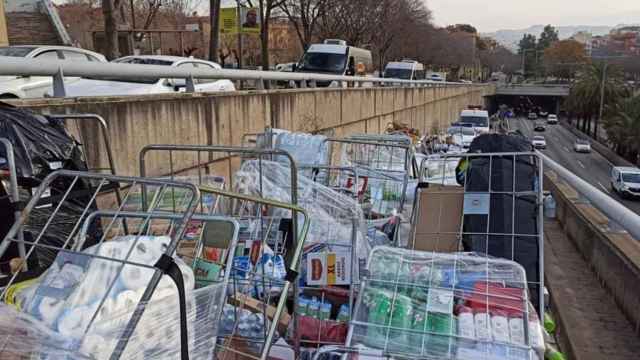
xmin=577 ymin=160 xmax=585 ymax=168
xmin=598 ymin=182 xmax=610 ymax=193
xmin=563 ymin=146 xmax=570 ymax=152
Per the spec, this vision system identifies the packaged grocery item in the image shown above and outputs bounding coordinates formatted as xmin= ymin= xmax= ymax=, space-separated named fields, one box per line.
xmin=306 ymin=252 xmax=352 ymax=286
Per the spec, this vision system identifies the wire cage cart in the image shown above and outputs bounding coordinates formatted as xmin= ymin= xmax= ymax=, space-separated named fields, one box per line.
xmin=410 ymin=151 xmax=545 ymax=318
xmin=0 ymin=170 xmax=231 ymax=358
xmin=340 ymin=247 xmax=545 ymax=360
xmin=0 ymin=138 xmax=26 ymax=271
xmin=298 ymin=165 xmax=362 ymax=201
xmin=323 ymin=138 xmax=412 ymax=217
xmin=175 ymin=185 xmax=311 ymax=360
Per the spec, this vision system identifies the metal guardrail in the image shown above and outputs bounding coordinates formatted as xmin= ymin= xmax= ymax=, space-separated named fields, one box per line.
xmin=0 ymin=56 xmax=481 ymax=97
xmin=538 ymin=151 xmax=640 ymax=240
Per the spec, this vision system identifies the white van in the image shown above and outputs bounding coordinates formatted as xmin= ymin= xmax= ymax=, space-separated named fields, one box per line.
xmin=383 ymin=60 xmax=425 ymax=80
xmin=610 ymin=166 xmax=640 ymax=198
xmin=295 ymin=39 xmax=373 ymax=86
xmin=459 ymin=109 xmax=490 ymax=134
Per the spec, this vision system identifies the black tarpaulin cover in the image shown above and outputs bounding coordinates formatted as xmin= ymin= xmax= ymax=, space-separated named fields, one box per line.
xmin=0 ymin=103 xmax=80 ymax=179
xmin=0 ymin=103 xmax=99 ymax=280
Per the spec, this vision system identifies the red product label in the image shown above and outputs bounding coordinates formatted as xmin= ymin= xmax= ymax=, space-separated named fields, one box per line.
xmin=467 ymin=282 xmax=525 ymax=317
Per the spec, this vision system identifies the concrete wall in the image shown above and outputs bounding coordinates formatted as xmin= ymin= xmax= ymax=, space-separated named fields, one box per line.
xmin=12 ymin=85 xmax=494 ymax=177
xmin=546 ymin=170 xmax=640 ymax=335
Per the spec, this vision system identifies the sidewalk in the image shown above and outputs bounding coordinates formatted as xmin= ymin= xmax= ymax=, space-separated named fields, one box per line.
xmin=544 ymin=219 xmax=640 ymax=360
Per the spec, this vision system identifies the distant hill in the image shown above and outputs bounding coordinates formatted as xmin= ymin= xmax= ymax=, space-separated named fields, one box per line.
xmin=482 ymin=25 xmax=636 ymax=52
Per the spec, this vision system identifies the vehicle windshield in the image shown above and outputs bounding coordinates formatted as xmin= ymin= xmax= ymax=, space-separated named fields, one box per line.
xmin=384 ymin=68 xmax=413 ymax=79
xmin=460 ymin=116 xmax=488 ymax=127
xmin=297 ymin=52 xmax=347 ymax=74
xmin=86 ymin=57 xmax=174 ymax=84
xmin=622 ymin=173 xmax=640 ymax=183
xmin=533 ymin=136 xmax=545 ymax=140
xmin=576 ymin=139 xmax=590 ymax=144
xmin=0 ymin=46 xmax=36 ymax=57
xmin=447 ymin=127 xmax=476 ymax=136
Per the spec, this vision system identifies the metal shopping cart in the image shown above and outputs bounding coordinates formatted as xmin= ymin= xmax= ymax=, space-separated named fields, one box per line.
xmin=412 ymin=150 xmax=545 ymax=318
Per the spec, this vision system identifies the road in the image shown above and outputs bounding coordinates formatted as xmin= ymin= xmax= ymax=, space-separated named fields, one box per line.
xmin=509 ymin=117 xmax=640 ymax=215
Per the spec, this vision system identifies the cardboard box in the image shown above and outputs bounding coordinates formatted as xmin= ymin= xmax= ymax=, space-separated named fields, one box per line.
xmin=410 ymin=185 xmax=464 ymax=252
xmin=306 ymin=252 xmax=351 ymax=286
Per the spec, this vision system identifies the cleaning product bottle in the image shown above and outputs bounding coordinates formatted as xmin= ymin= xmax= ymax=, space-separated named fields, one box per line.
xmin=456 ymin=305 xmax=475 ymax=339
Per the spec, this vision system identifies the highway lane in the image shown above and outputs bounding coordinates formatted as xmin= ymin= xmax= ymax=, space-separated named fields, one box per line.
xmin=509 ymin=117 xmax=640 ymax=215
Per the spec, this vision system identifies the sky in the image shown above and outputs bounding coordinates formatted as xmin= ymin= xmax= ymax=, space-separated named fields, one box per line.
xmin=426 ymin=0 xmax=640 ymax=32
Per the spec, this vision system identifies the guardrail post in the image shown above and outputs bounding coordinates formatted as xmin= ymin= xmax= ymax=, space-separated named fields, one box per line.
xmin=288 ymin=80 xmax=297 ymax=89
xmin=300 ymin=80 xmax=307 ymax=89
xmin=52 ymin=67 xmax=67 ymax=97
xmin=185 ymin=75 xmax=195 ymax=93
xmin=309 ymin=80 xmax=317 ymax=88
xmin=256 ymin=78 xmax=264 ymax=90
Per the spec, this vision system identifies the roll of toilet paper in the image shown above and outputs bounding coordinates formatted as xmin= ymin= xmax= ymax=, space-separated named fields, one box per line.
xmin=119 ymin=264 xmax=154 ymax=291
xmin=58 ymin=305 xmax=92 ymax=338
xmin=36 ymin=296 xmax=66 ymax=327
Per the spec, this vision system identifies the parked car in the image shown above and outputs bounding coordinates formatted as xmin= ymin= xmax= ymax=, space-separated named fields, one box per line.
xmin=573 ymin=139 xmax=591 ymax=153
xmin=528 ymin=112 xmax=538 ymax=120
xmin=531 ymin=135 xmax=546 ymax=149
xmin=0 ymin=45 xmax=107 ymax=99
xmin=610 ymin=166 xmax=640 ymax=198
xmin=429 ymin=73 xmax=445 ymax=82
xmin=534 ymin=121 xmax=546 ymax=132
xmin=53 ymin=55 xmax=235 ymax=97
xmin=546 ymin=114 xmax=558 ymax=124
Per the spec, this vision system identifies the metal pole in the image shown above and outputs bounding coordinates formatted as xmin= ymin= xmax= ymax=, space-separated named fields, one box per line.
xmin=597 ymin=62 xmax=608 ymax=142
xmin=236 ymin=2 xmax=242 ymax=69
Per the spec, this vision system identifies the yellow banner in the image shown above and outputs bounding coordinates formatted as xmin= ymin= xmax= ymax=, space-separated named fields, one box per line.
xmin=219 ymin=7 xmax=260 ymax=34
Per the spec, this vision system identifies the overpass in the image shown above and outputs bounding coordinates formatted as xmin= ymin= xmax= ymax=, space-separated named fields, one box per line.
xmin=496 ymin=83 xmax=571 ymax=97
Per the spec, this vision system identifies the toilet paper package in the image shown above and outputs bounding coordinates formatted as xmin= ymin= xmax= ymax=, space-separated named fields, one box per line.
xmin=7 ymin=235 xmax=225 ymax=359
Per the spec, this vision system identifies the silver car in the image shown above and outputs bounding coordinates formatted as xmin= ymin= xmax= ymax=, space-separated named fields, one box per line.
xmin=573 ymin=139 xmax=591 ymax=153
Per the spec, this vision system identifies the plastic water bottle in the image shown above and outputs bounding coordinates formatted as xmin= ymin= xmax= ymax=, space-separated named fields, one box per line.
xmin=298 ymin=297 xmax=309 ymax=316
xmin=337 ymin=304 xmax=350 ymax=322
xmin=320 ymin=302 xmax=332 ymax=320
xmin=308 ymin=297 xmax=320 ymax=319
xmin=544 ymin=195 xmax=556 ymax=218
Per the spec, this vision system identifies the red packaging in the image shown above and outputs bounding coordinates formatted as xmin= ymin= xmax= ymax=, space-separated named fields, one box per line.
xmin=467 ymin=282 xmax=525 ymax=317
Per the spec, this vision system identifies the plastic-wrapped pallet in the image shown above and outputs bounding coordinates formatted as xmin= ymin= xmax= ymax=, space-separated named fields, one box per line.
xmin=347 ymin=246 xmax=545 ymax=360
xmin=233 ymin=160 xmax=370 ymax=277
xmin=274 ymin=132 xmax=330 ymax=167
xmin=2 ymin=235 xmax=225 ymax=359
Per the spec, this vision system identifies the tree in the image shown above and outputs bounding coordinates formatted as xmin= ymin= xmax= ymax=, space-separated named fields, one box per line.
xmin=543 ymin=40 xmax=587 ymax=80
xmin=259 ymin=0 xmax=285 ymax=71
xmin=603 ymin=95 xmax=640 ymax=163
xmin=566 ymin=62 xmax=628 ymax=138
xmin=537 ymin=24 xmax=558 ymax=50
xmin=518 ymin=34 xmax=537 ymax=77
xmin=479 ymin=45 xmax=520 ymax=76
xmin=102 ymin=0 xmax=120 ymax=59
xmin=446 ymin=24 xmax=477 ymax=34
xmin=279 ymin=0 xmax=326 ymax=50
xmin=209 ymin=0 xmax=221 ymax=61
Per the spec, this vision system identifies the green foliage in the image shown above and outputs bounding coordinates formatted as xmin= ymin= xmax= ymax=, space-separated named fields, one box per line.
xmin=537 ymin=25 xmax=559 ymax=50
xmin=603 ymin=95 xmax=640 ymax=160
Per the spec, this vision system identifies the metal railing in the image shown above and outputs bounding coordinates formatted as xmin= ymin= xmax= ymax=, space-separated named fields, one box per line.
xmin=0 ymin=56 xmax=481 ymax=97
xmin=538 ymin=151 xmax=640 ymax=240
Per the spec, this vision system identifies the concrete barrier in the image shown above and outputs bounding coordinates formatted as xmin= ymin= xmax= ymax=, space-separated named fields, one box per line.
xmin=546 ymin=170 xmax=640 ymax=335
xmin=9 ymin=85 xmax=494 ymax=176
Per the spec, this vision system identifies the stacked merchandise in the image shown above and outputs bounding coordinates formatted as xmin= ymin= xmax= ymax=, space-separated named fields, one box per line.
xmin=348 ymin=247 xmax=544 ymax=360
xmin=1 ymin=235 xmax=225 ymax=359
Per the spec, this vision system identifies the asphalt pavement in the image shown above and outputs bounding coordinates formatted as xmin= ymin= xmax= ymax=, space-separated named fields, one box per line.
xmin=509 ymin=117 xmax=640 ymax=215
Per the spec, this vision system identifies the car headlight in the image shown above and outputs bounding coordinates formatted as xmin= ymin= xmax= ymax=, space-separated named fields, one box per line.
xmin=622 ymin=184 xmax=629 ymax=190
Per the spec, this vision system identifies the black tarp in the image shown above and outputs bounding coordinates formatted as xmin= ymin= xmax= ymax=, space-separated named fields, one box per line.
xmin=460 ymin=133 xmax=541 ymax=307
xmin=0 ymin=103 xmax=100 ymax=280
